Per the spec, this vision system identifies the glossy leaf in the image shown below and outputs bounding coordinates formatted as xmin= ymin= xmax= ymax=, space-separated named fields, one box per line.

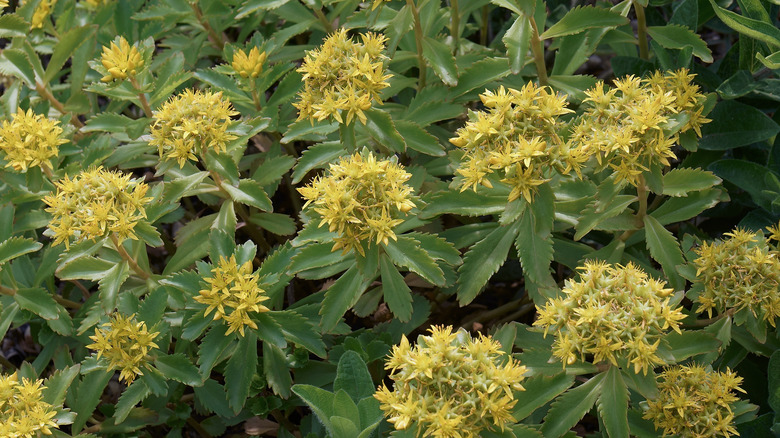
xmin=380 ymin=254 xmax=413 ymax=322
xmin=540 ymin=6 xmax=628 ymax=40
xmin=457 ymin=221 xmax=521 ymax=305
xmin=540 ymin=373 xmax=605 ymax=438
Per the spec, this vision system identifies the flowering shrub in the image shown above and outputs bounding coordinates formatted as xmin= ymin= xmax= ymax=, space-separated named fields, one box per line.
xmin=0 ymin=0 xmax=776 ymax=436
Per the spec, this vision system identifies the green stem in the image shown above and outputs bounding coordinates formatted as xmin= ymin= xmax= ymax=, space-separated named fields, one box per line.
xmin=35 ymin=82 xmax=84 ymax=128
xmin=206 ymin=169 xmax=272 ymax=253
xmin=251 ymin=87 xmax=262 ymax=112
xmin=189 ymin=0 xmax=226 ymax=50
xmin=618 ymin=175 xmax=649 ymax=242
xmin=110 ymin=233 xmax=150 ymax=280
xmin=312 ymin=7 xmax=334 ymax=33
xmin=40 ymin=162 xmax=54 ymax=180
xmin=0 ymin=355 xmax=16 ymax=371
xmin=529 ymin=17 xmax=548 ymax=86
xmin=339 ymin=121 xmax=357 ymax=153
xmin=683 ymin=308 xmax=735 ymax=329
xmin=407 ymin=0 xmax=427 ymax=90
xmin=450 ymin=0 xmax=460 ymax=52
xmin=480 ymin=5 xmax=489 ymax=46
xmin=186 ymin=418 xmax=213 ymax=438
xmin=634 ymin=1 xmax=649 ymax=60
xmin=129 ymin=76 xmax=153 ymax=118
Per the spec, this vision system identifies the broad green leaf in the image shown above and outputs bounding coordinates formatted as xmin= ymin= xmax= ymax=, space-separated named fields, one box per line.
xmin=281 ymin=119 xmax=338 ymax=145
xmin=289 ymin=242 xmax=347 ymax=273
xmin=320 ymin=265 xmax=371 ymax=332
xmin=657 ymin=331 xmax=721 ymax=362
xmin=0 ymin=49 xmax=36 ymax=87
xmin=97 ymin=261 xmax=130 ymax=312
xmin=114 ymin=380 xmax=151 ymax=424
xmin=221 ymin=179 xmax=272 ymax=211
xmin=250 ymin=213 xmax=296 ymax=236
xmin=0 ymin=236 xmax=42 ymax=265
xmin=15 ymin=287 xmax=60 ymax=320
xmin=44 ymin=25 xmax=97 ymax=83
xmin=394 ymin=120 xmax=445 ymax=156
xmin=451 ymin=57 xmax=511 ymax=97
xmin=511 ymin=372 xmax=575 ymax=421
xmin=264 ymin=342 xmax=292 ymax=398
xmin=254 ymin=312 xmax=287 ymax=348
xmin=650 ymin=188 xmax=726 ymax=225
xmin=422 ymin=36 xmax=458 ymax=86
xmin=163 ymin=171 xmax=210 ymax=202
xmin=598 ymin=366 xmax=629 ymax=438
xmin=457 ymin=221 xmax=521 ymax=305
xmin=384 ymin=236 xmax=445 ymax=286
xmin=380 ymin=255 xmax=413 ymax=322
xmin=163 ymin=228 xmax=211 ymax=274
xmin=363 ymin=109 xmax=407 ymax=153
xmin=575 ymin=194 xmax=636 ymax=240
xmin=699 ymin=98 xmax=780 ymax=150
xmin=155 ymin=353 xmax=202 ymax=386
xmin=661 ymin=168 xmax=722 ymax=197
xmin=42 ymin=364 xmax=80 ymax=407
xmin=292 ymin=384 xmax=335 ymax=432
xmin=0 ymin=14 xmax=29 ymax=38
xmin=236 ymin=0 xmax=291 ymax=18
xmin=540 ymin=373 xmax=605 ymax=438
xmin=270 ymin=311 xmax=327 ymax=358
xmin=133 ymin=222 xmax=163 ymax=248
xmin=647 ymin=25 xmax=713 ymax=63
xmin=709 ymin=159 xmax=775 ymax=209
xmin=197 ymin=324 xmax=234 ymax=376
xmin=516 ymin=185 xmax=555 ymax=288
xmin=292 ymin=141 xmax=346 ymax=184
xmin=72 ymin=371 xmax=113 ymax=433
xmin=540 ymin=6 xmax=628 ymax=40
xmin=405 ymin=232 xmax=461 ymax=266
xmin=334 ymin=350 xmax=375 ymax=403
xmin=709 ymin=0 xmax=780 ymax=49
xmin=330 ymin=416 xmax=359 ymax=438
xmin=194 ymin=380 xmax=233 ymax=418
xmin=420 ymin=190 xmax=508 ymax=219
xmin=251 ymin=155 xmax=297 ymax=187
xmin=505 ymin=14 xmax=532 ymax=74
xmin=548 ymin=75 xmax=598 ymax=100
xmin=225 ymin=331 xmax=258 ymax=413
xmin=643 ymin=216 xmax=686 ymax=291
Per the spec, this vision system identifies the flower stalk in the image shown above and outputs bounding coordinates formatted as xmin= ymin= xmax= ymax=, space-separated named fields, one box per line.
xmin=110 ymin=233 xmax=150 ymax=280
xmin=407 ymin=0 xmax=427 ymax=90
xmin=633 ymin=0 xmax=649 ymax=60
xmin=529 ymin=17 xmax=548 ymax=86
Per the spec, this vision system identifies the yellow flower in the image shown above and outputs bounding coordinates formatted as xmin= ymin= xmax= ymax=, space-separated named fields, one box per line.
xmin=374 ymin=326 xmax=526 ymax=438
xmin=294 ymin=29 xmax=391 ymax=125
xmin=0 ymin=108 xmax=66 ymax=172
xmin=643 ymin=364 xmax=745 ymax=438
xmin=534 ymin=261 xmax=685 ymax=374
xmin=694 ymin=228 xmax=780 ymax=326
xmin=0 ymin=372 xmax=59 ymax=437
xmin=195 ymin=255 xmax=271 ymax=336
xmin=99 ymin=36 xmax=144 ymax=82
xmin=298 ymin=151 xmax=416 ymax=255
xmin=231 ymin=47 xmax=267 ymax=79
xmin=27 ymin=0 xmax=55 ymax=29
xmin=88 ymin=314 xmax=160 ymax=384
xmin=450 ymin=83 xmax=585 ymax=203
xmin=150 ymin=89 xmax=239 ymax=167
xmin=43 ymin=167 xmax=152 ymax=249
xmin=0 ymin=0 xmax=8 ymax=9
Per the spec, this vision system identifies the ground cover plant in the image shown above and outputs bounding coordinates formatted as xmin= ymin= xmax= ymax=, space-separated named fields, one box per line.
xmin=0 ymin=0 xmax=779 ymax=436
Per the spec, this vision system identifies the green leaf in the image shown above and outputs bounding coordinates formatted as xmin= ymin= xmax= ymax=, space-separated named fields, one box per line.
xmin=661 ymin=168 xmax=722 ymax=197
xmin=42 ymin=364 xmax=80 ymax=407
xmin=384 ymin=236 xmax=445 ymax=286
xmin=334 ymin=350 xmax=374 ymax=403
xmin=575 ymin=179 xmax=635 ymax=240
xmin=114 ymin=380 xmax=151 ymax=424
xmin=44 ymin=25 xmax=96 ymax=83
xmin=197 ymin=324 xmax=234 ymax=377
xmin=154 ymin=354 xmax=202 ymax=386
xmin=597 ymin=366 xmax=629 ymax=438
xmin=133 ymin=222 xmax=164 ymax=248
xmin=457 ymin=221 xmax=521 ymax=305
xmin=97 ymin=261 xmax=130 ymax=312
xmin=221 ymin=179 xmax=272 ymax=211
xmin=264 ymin=342 xmax=292 ymax=398
xmin=646 ymin=25 xmax=712 ymax=63
xmin=451 ymin=57 xmax=511 ymax=97
xmin=699 ymin=99 xmax=780 ymax=150
xmin=363 ymin=109 xmax=407 ymax=153
xmin=421 ymin=36 xmax=458 ymax=86
xmin=270 ymin=311 xmax=327 ymax=358
xmin=0 ymin=48 xmax=36 ymax=87
xmin=251 ymin=155 xmax=297 ymax=187
xmin=292 ymin=141 xmax=346 ymax=184
xmin=292 ymin=384 xmax=335 ymax=432
xmin=540 ymin=6 xmax=628 ymax=40
xmin=289 ymin=242 xmax=347 ymax=273
xmin=650 ymin=188 xmax=726 ymax=225
xmin=768 ymin=350 xmax=780 ymax=413
xmin=163 ymin=171 xmax=210 ymax=202
xmin=657 ymin=331 xmax=721 ymax=362
xmin=330 ymin=416 xmax=359 ymax=438
xmin=254 ymin=312 xmax=287 ymax=348
xmin=0 ymin=14 xmax=29 ymax=38
xmin=72 ymin=371 xmax=113 ymax=433
xmin=405 ymin=232 xmax=461 ymax=266
xmin=194 ymin=379 xmax=233 ymax=418
xmin=505 ymin=14 xmax=532 ymax=74
xmin=163 ymin=228 xmax=211 ymax=274
xmin=516 ymin=185 xmax=555 ymax=287
xmin=15 ymin=287 xmax=60 ymax=320
xmin=225 ymin=331 xmax=258 ymax=413
xmin=380 ymin=254 xmax=413 ymax=322
xmin=0 ymin=236 xmax=42 ymax=265
xmin=420 ymin=190 xmax=508 ymax=219
xmin=643 ymin=215 xmax=686 ymax=291
xmin=540 ymin=373 xmax=605 ymax=438
xmin=511 ymin=372 xmax=575 ymax=421
xmin=282 ymin=119 xmax=338 ymax=145
xmin=709 ymin=0 xmax=780 ymax=49
xmin=250 ymin=213 xmax=296 ymax=236
xmin=320 ymin=264 xmax=371 ymax=332
xmin=394 ymin=120 xmax=445 ymax=156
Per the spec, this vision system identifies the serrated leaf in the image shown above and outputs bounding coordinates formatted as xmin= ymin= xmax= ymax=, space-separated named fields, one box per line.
xmin=451 ymin=57 xmax=511 ymax=97
xmin=320 ymin=264 xmax=371 ymax=332
xmin=270 ymin=311 xmax=327 ymax=358
xmin=394 ymin=120 xmax=444 ymax=156
xmin=384 ymin=236 xmax=444 ymax=286
xmin=457 ymin=221 xmax=521 ymax=305
xmin=511 ymin=372 xmax=575 ymax=421
xmin=516 ymin=185 xmax=555 ymax=287
xmin=420 ymin=190 xmax=508 ymax=219
xmin=42 ymin=364 xmax=80 ymax=407
xmin=0 ymin=14 xmax=29 ymax=38
xmin=264 ymin=342 xmax=292 ymax=398
xmin=292 ymin=384 xmax=335 ymax=432
xmin=334 ymin=350 xmax=374 ymax=403
xmin=72 ymin=371 xmax=112 ymax=433
xmin=44 ymin=25 xmax=96 ymax=83
xmin=225 ymin=331 xmax=258 ymax=412
xmin=643 ymin=215 xmax=685 ymax=291
xmin=709 ymin=0 xmax=780 ymax=49
xmin=540 ymin=373 xmax=605 ymax=438
xmin=163 ymin=171 xmax=210 ymax=202
xmin=155 ymin=354 xmax=202 ymax=386
xmin=97 ymin=261 xmax=130 ymax=312
xmin=598 ymin=366 xmax=629 ymax=438
xmin=289 ymin=242 xmax=347 ymax=273
xmin=647 ymin=25 xmax=712 ymax=63
xmin=194 ymin=379 xmax=233 ymax=418
xmin=575 ymin=195 xmax=636 ymax=240
xmin=364 ymin=109 xmax=407 ymax=153
xmin=405 ymin=232 xmax=461 ymax=266
xmin=15 ymin=287 xmax=60 ymax=320
xmin=251 ymin=155 xmax=296 ymax=187
xmin=163 ymin=228 xmax=211 ymax=274
xmin=221 ymin=179 xmax=272 ymax=211
xmin=281 ymin=119 xmax=338 ymax=145
xmin=0 ymin=236 xmax=42 ymax=265
xmin=114 ymin=380 xmax=151 ymax=424
xmin=0 ymin=48 xmax=36 ymax=86
xmin=380 ymin=255 xmax=413 ymax=322
xmin=422 ymin=36 xmax=458 ymax=86
xmin=197 ymin=324 xmax=234 ymax=377
xmin=650 ymin=188 xmax=725 ymax=225
xmin=661 ymin=168 xmax=722 ymax=197
xmin=540 ymin=6 xmax=628 ymax=40
xmin=505 ymin=14 xmax=533 ymax=74
xmin=292 ymin=142 xmax=346 ymax=184
xmin=657 ymin=331 xmax=721 ymax=362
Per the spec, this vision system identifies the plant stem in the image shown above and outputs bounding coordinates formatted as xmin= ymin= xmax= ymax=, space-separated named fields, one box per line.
xmin=0 ymin=355 xmax=16 ymax=371
xmin=683 ymin=308 xmax=735 ymax=328
xmin=0 ymin=284 xmax=15 ymax=296
xmin=189 ymin=0 xmax=226 ymax=51
xmin=312 ymin=7 xmax=334 ymax=33
xmin=129 ymin=76 xmax=154 ymax=118
xmin=636 ymin=174 xmax=648 ymax=226
xmin=251 ymin=87 xmax=262 ymax=112
xmin=407 ymin=0 xmax=427 ymax=90
xmin=633 ymin=1 xmax=649 ymax=60
xmin=480 ymin=5 xmax=489 ymax=46
xmin=450 ymin=0 xmax=460 ymax=52
xmin=529 ymin=17 xmax=548 ymax=86
xmin=110 ymin=233 xmax=150 ymax=280
xmin=207 ymin=170 xmax=272 ymax=253
xmin=34 ymin=82 xmax=84 ymax=128
xmin=339 ymin=121 xmax=357 ymax=153
xmin=186 ymin=417 xmax=213 ymax=438
xmin=41 ymin=163 xmax=54 ymax=180
xmin=53 ymin=295 xmax=82 ymax=309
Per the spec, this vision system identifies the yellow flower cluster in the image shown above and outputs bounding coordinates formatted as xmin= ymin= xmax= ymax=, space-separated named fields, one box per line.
xmin=29 ymin=0 xmax=54 ymax=29
xmin=99 ymin=36 xmax=144 ymax=83
xmin=150 ymin=89 xmax=238 ymax=167
xmin=231 ymin=47 xmax=266 ymax=79
xmin=694 ymin=228 xmax=780 ymax=326
xmin=43 ymin=167 xmax=151 ymax=249
xmin=643 ymin=364 xmax=744 ymax=438
xmin=570 ymin=69 xmax=709 ymax=185
xmin=0 ymin=0 xmax=8 ymax=9
xmin=195 ymin=255 xmax=271 ymax=336
xmin=374 ymin=326 xmax=526 ymax=438
xmin=298 ymin=151 xmax=416 ymax=255
xmin=294 ymin=29 xmax=391 ymax=125
xmin=87 ymin=314 xmax=160 ymax=384
xmin=450 ymin=83 xmax=587 ymax=203
xmin=0 ymin=108 xmax=66 ymax=172
xmin=534 ymin=261 xmax=685 ymax=374
xmin=0 ymin=373 xmax=59 ymax=438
